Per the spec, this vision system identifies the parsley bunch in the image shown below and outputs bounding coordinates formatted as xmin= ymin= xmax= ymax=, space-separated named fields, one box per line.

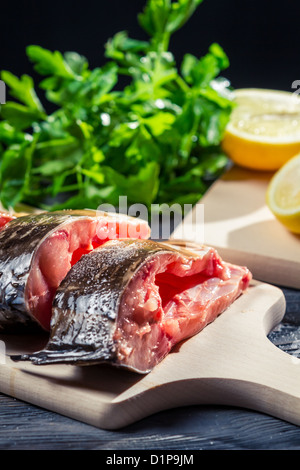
xmin=0 ymin=0 xmax=234 ymax=212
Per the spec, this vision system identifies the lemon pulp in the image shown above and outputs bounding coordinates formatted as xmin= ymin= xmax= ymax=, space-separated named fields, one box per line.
xmin=222 ymin=88 xmax=300 ymax=170
xmin=266 ymin=153 xmax=300 ymax=234
xmin=273 ymin=167 xmax=300 ymax=210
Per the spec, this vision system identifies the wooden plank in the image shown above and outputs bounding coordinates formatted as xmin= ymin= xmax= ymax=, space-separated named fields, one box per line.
xmin=172 ymin=166 xmax=300 ymax=288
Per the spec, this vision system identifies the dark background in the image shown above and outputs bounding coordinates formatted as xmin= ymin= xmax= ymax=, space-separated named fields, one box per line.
xmin=0 ymin=0 xmax=300 ymax=95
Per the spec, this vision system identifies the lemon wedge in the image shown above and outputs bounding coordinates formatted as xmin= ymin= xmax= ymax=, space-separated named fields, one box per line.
xmin=266 ymin=153 xmax=300 ymax=234
xmin=222 ymin=88 xmax=300 ymax=170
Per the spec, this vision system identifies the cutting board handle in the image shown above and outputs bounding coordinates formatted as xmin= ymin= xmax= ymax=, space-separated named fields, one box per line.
xmin=184 ymin=293 xmax=300 ymax=426
xmin=210 ymin=335 xmax=300 ymax=426
xmin=123 ymin=338 xmax=300 ymax=430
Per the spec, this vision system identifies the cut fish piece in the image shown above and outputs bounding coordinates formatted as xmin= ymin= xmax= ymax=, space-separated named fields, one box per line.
xmin=0 ymin=210 xmax=150 ymax=331
xmin=17 ymin=239 xmax=252 ymax=373
xmin=0 ymin=211 xmax=16 ymax=231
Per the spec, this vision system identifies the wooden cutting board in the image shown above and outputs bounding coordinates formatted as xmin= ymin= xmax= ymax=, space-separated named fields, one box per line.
xmin=172 ymin=166 xmax=300 ymax=289
xmin=1 ymin=280 xmax=300 ymax=429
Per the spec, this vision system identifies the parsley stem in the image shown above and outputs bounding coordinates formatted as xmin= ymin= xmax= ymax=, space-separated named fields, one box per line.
xmin=175 ymin=75 xmax=190 ymax=94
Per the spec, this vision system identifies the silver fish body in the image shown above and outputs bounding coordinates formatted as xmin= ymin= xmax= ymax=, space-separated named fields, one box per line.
xmin=15 ymin=239 xmax=252 ymax=373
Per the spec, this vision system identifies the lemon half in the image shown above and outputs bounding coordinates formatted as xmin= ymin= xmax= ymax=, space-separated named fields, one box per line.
xmin=222 ymin=88 xmax=300 ymax=171
xmin=266 ymin=153 xmax=300 ymax=233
